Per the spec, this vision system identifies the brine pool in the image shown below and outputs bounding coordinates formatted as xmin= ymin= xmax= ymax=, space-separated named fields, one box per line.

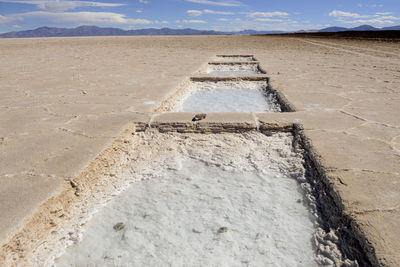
xmin=175 ymin=81 xmax=280 ymax=112
xmin=206 ymin=64 xmax=261 ymax=75
xmin=54 ymin=131 xmax=344 ymax=266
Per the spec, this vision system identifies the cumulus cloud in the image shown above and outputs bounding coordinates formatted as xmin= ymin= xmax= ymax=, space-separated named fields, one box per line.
xmin=203 ymin=9 xmax=233 ymax=15
xmin=176 ymin=19 xmax=207 ymax=23
xmin=377 ymin=15 xmax=400 ymax=20
xmin=185 ymin=0 xmax=242 ymax=7
xmin=138 ymin=0 xmax=150 ymax=3
xmin=154 ymin=20 xmax=168 ymax=24
xmin=375 ymin=12 xmax=393 ymax=16
xmin=254 ymin=18 xmax=283 ymax=22
xmin=187 ymin=10 xmax=203 ymax=17
xmin=187 ymin=9 xmax=234 ymax=16
xmin=247 ymin=12 xmax=289 ymax=18
xmin=0 ymin=1 xmax=154 ymax=26
xmin=0 ymin=0 xmax=125 ymax=12
xmin=328 ymin=10 xmax=398 ymax=25
xmin=358 ymin=4 xmax=383 ymax=8
xmin=16 ymin=11 xmax=151 ymax=25
xmin=0 ymin=14 xmax=18 ymax=24
xmin=328 ymin=10 xmax=367 ymax=18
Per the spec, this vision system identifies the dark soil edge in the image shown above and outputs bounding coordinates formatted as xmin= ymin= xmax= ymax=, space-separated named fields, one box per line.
xmin=265 ymin=77 xmax=296 ymax=112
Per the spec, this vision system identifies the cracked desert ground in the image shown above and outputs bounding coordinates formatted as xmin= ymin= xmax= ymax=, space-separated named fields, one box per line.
xmin=0 ymin=36 xmax=399 ymax=266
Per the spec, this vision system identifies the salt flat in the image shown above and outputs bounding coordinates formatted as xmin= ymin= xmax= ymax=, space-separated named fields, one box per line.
xmin=0 ymin=36 xmax=399 ymax=266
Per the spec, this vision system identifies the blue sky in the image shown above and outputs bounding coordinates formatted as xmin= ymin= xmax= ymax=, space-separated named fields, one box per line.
xmin=0 ymin=0 xmax=399 ymax=32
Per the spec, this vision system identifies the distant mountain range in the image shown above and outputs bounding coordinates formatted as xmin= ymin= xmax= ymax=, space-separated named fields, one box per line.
xmin=0 ymin=24 xmax=399 ymax=38
xmin=317 ymin=24 xmax=400 ymax=32
xmin=0 ymin=25 xmax=284 ymax=38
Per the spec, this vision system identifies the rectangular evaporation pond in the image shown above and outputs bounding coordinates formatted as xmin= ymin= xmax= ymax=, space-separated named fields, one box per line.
xmin=55 ymin=131 xmax=320 ymax=266
xmin=176 ymin=80 xmax=280 ymax=112
xmin=216 ymin=55 xmax=255 ymax=62
xmin=206 ymin=63 xmax=263 ymax=75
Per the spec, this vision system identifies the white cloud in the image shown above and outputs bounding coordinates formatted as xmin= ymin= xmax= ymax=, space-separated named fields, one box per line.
xmin=0 ymin=0 xmax=125 ymax=12
xmin=139 ymin=0 xmax=150 ymax=3
xmin=247 ymin=12 xmax=289 ymax=18
xmin=378 ymin=16 xmax=400 ymax=20
xmin=226 ymin=19 xmax=290 ymax=32
xmin=358 ymin=4 xmax=383 ymax=8
xmin=187 ymin=9 xmax=233 ymax=16
xmin=185 ymin=0 xmax=242 ymax=7
xmin=375 ymin=12 xmax=393 ymax=16
xmin=17 ymin=11 xmax=151 ymax=25
xmin=218 ymin=18 xmax=228 ymax=21
xmin=187 ymin=10 xmax=203 ymax=17
xmin=154 ymin=20 xmax=168 ymax=24
xmin=203 ymin=9 xmax=233 ymax=15
xmin=328 ymin=10 xmax=399 ymax=25
xmin=0 ymin=1 xmax=155 ymax=26
xmin=0 ymin=14 xmax=18 ymax=24
xmin=176 ymin=19 xmax=207 ymax=23
xmin=136 ymin=9 xmax=143 ymax=13
xmin=328 ymin=10 xmax=367 ymax=18
xmin=254 ymin=18 xmax=283 ymax=22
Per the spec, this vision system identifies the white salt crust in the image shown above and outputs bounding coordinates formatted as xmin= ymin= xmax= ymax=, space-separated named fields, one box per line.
xmin=206 ymin=64 xmax=260 ymax=75
xmin=51 ymin=131 xmax=357 ymax=267
xmin=215 ymin=56 xmax=255 ymax=62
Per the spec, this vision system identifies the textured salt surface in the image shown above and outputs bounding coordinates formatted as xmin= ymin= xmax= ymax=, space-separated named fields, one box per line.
xmin=216 ymin=56 xmax=254 ymax=62
xmin=57 ymin=159 xmax=317 ymax=267
xmin=206 ymin=64 xmax=260 ymax=75
xmin=208 ymin=70 xmax=259 ymax=75
xmin=56 ymin=132 xmax=318 ymax=266
xmin=181 ymin=89 xmax=271 ymax=112
xmin=45 ymin=131 xmax=354 ymax=266
xmin=174 ymin=81 xmax=280 ymax=112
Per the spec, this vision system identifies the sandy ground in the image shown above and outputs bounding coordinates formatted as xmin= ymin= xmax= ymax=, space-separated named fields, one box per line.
xmin=0 ymin=36 xmax=399 ymax=266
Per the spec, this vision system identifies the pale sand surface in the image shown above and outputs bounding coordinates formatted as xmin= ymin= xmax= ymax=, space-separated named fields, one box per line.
xmin=0 ymin=36 xmax=400 ymax=265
